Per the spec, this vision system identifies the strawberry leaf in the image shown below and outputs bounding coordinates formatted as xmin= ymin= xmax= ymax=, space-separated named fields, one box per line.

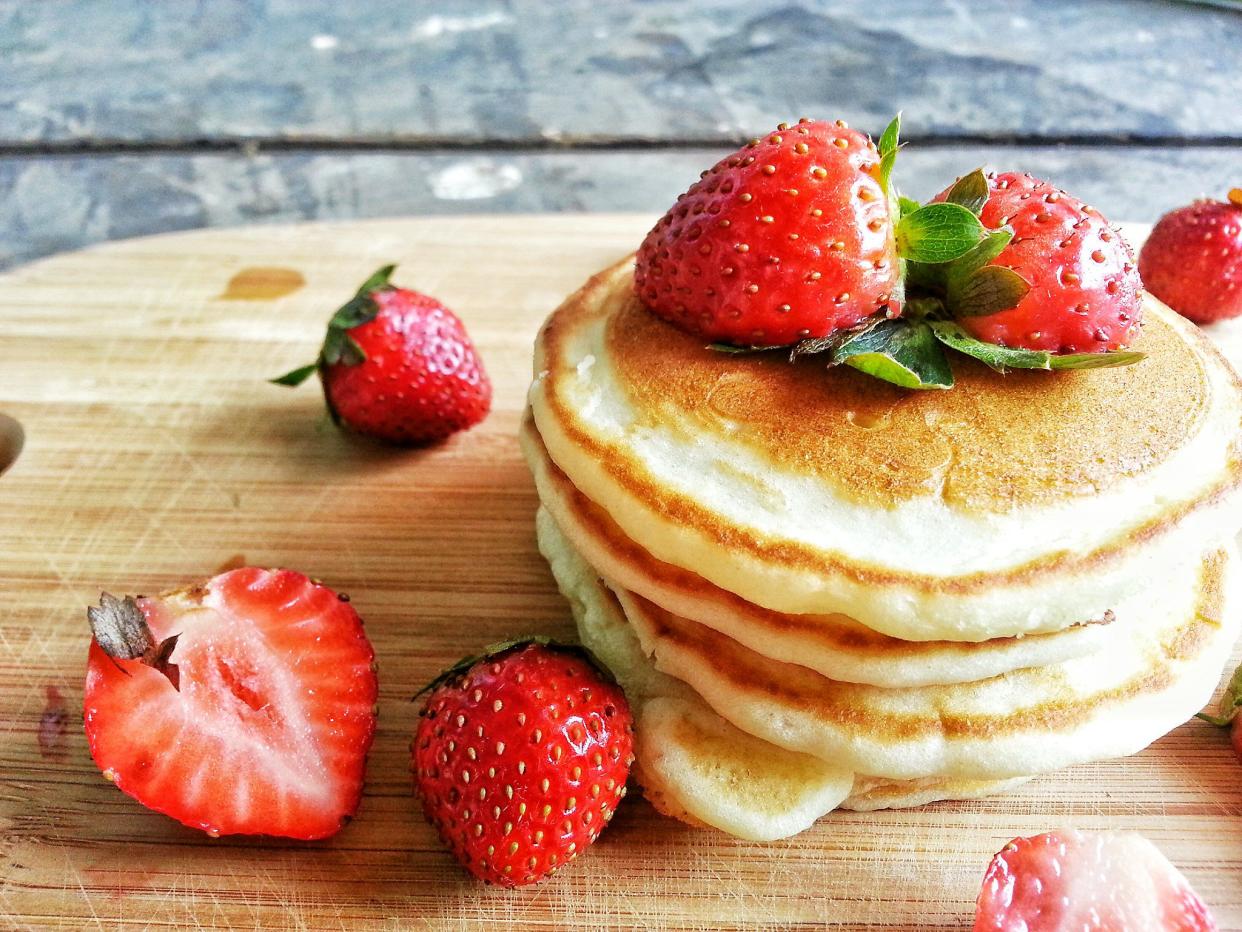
xmin=707 ymin=342 xmax=784 ymax=355
xmin=338 ymin=334 xmax=367 ymax=366
xmin=896 ymin=203 xmax=986 ymax=264
xmin=356 ymin=264 xmax=396 ymax=296
xmin=1197 ymin=660 xmax=1242 ymax=727
xmin=907 ymin=228 xmax=1016 ymax=298
xmin=789 ymin=313 xmax=887 ymax=360
xmin=875 ymin=113 xmax=903 ymax=202
xmin=272 ymin=265 xmax=397 ymax=385
xmin=929 ymin=321 xmax=1144 ymax=372
xmin=321 ymin=325 xmax=368 ymax=366
xmin=930 ymin=322 xmax=1055 ymax=371
xmin=88 ymin=592 xmax=181 ymax=690
xmin=270 ymin=363 xmax=318 ymax=386
xmin=951 ymin=227 xmax=1015 ymax=277
xmin=1047 ymin=350 xmax=1146 ymax=370
xmin=898 ymin=196 xmax=922 ymax=218
xmin=943 ymin=168 xmax=989 ymax=216
xmin=952 ymin=265 xmax=1032 ymax=318
xmin=879 ymin=149 xmax=898 ymax=200
xmin=832 ymin=318 xmax=954 ymax=390
xmin=877 ymin=113 xmax=901 ymax=158
xmin=328 ymin=295 xmax=379 ymax=331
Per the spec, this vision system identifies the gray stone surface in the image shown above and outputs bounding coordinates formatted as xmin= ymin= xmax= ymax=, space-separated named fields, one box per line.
xmin=3 ymin=146 xmax=1237 ymax=270
xmin=2 ymin=0 xmax=1240 ymax=145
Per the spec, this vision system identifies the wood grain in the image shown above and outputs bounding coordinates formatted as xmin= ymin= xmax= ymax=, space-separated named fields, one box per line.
xmin=0 ymin=215 xmax=1239 ymax=930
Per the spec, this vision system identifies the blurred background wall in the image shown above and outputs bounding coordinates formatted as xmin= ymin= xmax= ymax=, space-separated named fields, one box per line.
xmin=1 ymin=0 xmax=1238 ymax=270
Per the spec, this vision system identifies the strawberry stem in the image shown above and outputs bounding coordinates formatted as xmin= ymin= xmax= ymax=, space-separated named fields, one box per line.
xmin=87 ymin=593 xmax=181 ymax=690
xmin=270 ymin=264 xmax=399 ymax=386
xmin=1196 ymin=660 xmax=1242 ymax=728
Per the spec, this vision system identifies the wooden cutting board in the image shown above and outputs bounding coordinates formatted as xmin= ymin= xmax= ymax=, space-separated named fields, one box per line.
xmin=1 ymin=216 xmax=1240 ymax=931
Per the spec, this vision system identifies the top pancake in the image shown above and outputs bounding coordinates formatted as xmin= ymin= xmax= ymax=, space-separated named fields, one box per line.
xmin=610 ymin=273 xmax=1205 ymax=511
xmin=529 ymin=257 xmax=1242 ymax=640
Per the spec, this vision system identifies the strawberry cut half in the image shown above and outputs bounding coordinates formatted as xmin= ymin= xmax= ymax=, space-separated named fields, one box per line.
xmin=84 ymin=567 xmax=378 ymax=840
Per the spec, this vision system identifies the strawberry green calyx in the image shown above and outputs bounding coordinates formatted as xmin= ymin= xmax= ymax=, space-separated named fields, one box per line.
xmin=896 ymin=202 xmax=986 ymax=264
xmin=876 ymin=112 xmax=902 ymax=205
xmin=412 ymin=636 xmax=615 ymax=701
xmin=1197 ymin=661 xmax=1242 ymax=728
xmin=87 ymin=592 xmax=181 ymax=690
xmin=898 ymin=196 xmax=922 ymax=218
xmin=834 ymin=317 xmax=953 ymax=389
xmin=929 ymin=322 xmax=1145 ymax=373
xmin=941 ymin=167 xmax=990 ymax=215
xmin=270 ymin=264 xmax=397 ymax=386
xmin=894 ymin=166 xmax=990 ymax=268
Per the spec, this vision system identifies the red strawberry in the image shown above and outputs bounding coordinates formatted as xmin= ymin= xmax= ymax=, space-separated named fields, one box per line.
xmin=412 ymin=640 xmax=634 ymax=887
xmin=274 ymin=265 xmax=491 ymax=445
xmin=975 ymin=830 xmax=1217 ymax=932
xmin=1139 ymin=188 xmax=1242 ymax=324
xmin=933 ymin=171 xmax=1142 ymax=353
xmin=634 ymin=118 xmax=900 ymax=346
xmin=84 ymin=568 xmax=378 ymax=839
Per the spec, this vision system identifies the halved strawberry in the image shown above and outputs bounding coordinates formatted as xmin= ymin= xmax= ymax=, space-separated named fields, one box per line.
xmin=975 ymin=830 xmax=1217 ymax=931
xmin=84 ymin=568 xmax=378 ymax=839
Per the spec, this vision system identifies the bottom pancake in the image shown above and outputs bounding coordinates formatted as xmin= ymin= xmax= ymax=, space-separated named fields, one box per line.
xmin=537 ymin=507 xmax=1033 ymax=840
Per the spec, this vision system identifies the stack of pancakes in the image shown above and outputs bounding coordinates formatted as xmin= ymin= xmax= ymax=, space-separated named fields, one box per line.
xmin=522 ymin=257 xmax=1242 ymax=841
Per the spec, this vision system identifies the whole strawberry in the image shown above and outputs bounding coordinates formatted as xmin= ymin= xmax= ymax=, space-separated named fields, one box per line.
xmin=975 ymin=830 xmax=1217 ymax=931
xmin=932 ymin=171 xmax=1143 ymax=353
xmin=1139 ymin=189 xmax=1242 ymax=324
xmin=274 ymin=266 xmax=491 ymax=444
xmin=84 ymin=568 xmax=378 ymax=839
xmin=413 ymin=640 xmax=634 ymax=887
xmin=634 ymin=118 xmax=900 ymax=346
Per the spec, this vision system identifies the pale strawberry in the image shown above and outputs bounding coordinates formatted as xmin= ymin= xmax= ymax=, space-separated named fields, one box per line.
xmin=975 ymin=830 xmax=1216 ymax=931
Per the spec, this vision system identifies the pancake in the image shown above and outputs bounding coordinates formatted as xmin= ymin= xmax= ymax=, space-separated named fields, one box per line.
xmin=537 ymin=507 xmax=1034 ymax=839
xmin=634 ymin=696 xmax=855 ymax=840
xmin=529 ymin=257 xmax=1242 ymax=641
xmin=523 ymin=414 xmax=1121 ymax=687
xmin=614 ymin=545 xmax=1240 ymax=780
xmin=840 ymin=773 xmax=1032 ymax=813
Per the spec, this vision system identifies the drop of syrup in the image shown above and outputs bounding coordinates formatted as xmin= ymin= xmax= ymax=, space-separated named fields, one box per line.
xmin=218 ymin=267 xmax=306 ymax=301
